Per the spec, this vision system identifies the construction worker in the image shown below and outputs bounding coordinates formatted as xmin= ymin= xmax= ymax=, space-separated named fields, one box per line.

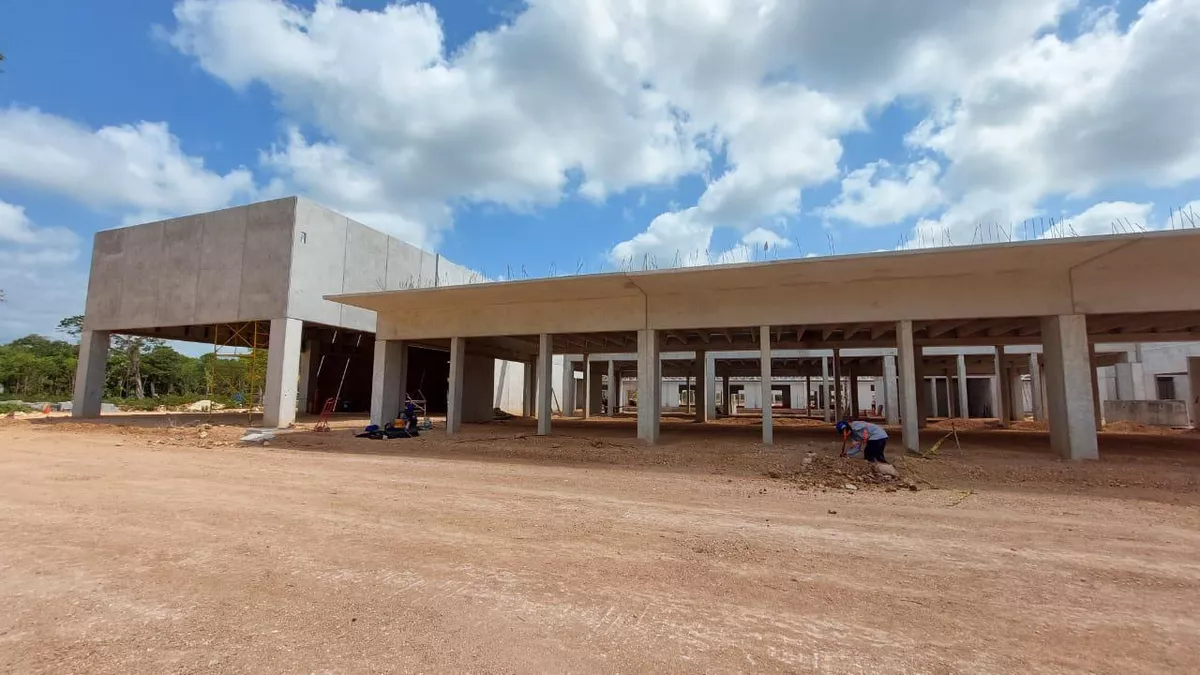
xmin=836 ymin=420 xmax=889 ymax=463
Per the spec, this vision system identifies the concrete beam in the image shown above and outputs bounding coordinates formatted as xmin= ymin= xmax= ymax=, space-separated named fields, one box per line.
xmin=637 ymin=329 xmax=661 ymax=443
xmin=446 ymin=337 xmax=465 ymax=434
xmin=263 ymin=318 xmax=303 ymax=429
xmin=370 ymin=339 xmax=408 ymax=426
xmin=760 ymin=326 xmax=773 ymax=445
xmin=537 ymin=335 xmax=553 ymax=436
xmin=71 ymin=330 xmax=110 ymax=418
xmin=897 ymin=320 xmax=920 ymax=454
xmin=1042 ymin=315 xmax=1099 ymax=460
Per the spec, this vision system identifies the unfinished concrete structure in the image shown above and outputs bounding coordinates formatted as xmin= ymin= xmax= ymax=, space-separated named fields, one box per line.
xmin=334 ymin=229 xmax=1200 ymax=460
xmin=72 ymin=197 xmax=527 ymax=427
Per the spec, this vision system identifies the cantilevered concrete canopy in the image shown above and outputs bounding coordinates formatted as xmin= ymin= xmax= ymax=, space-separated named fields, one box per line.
xmin=331 ymin=229 xmax=1200 ymax=461
xmin=331 ymin=230 xmax=1200 ymax=342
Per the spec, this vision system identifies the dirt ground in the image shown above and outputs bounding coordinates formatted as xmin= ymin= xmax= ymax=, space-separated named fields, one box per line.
xmin=2 ymin=415 xmax=1199 ymax=674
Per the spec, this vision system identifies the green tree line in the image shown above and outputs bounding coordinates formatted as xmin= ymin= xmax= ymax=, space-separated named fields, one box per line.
xmin=0 ymin=316 xmax=260 ymax=407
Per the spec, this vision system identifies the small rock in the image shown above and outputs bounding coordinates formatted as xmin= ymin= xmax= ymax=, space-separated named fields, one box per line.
xmin=261 ymin=440 xmax=270 ymax=447
xmin=907 ymin=483 xmax=920 ymax=492
xmin=198 ymin=431 xmax=209 ymax=439
xmin=828 ymin=509 xmax=838 ymax=515
xmin=844 ymin=484 xmax=857 ymax=491
xmin=872 ymin=462 xmax=900 ymax=478
xmin=766 ymin=470 xmax=783 ymax=479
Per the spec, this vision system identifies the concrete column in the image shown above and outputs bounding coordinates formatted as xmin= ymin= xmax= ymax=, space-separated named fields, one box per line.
xmin=883 ymin=355 xmax=900 ymax=425
xmin=695 ymin=350 xmax=710 ymax=423
xmin=582 ymin=354 xmax=593 ymax=418
xmin=703 ymin=352 xmax=716 ymax=421
xmin=71 ymin=330 xmax=111 ymax=418
xmin=832 ymin=348 xmax=843 ymax=420
xmin=585 ymin=361 xmax=603 ymax=418
xmin=607 ymin=359 xmax=617 ymax=416
xmin=994 ymin=346 xmax=1010 ymax=428
xmin=942 ymin=372 xmax=954 ymax=419
xmin=1089 ymin=343 xmax=1102 ymax=429
xmin=522 ymin=361 xmax=535 ymax=417
xmin=446 ymin=337 xmax=466 ymax=434
xmin=722 ymin=375 xmax=732 ymax=416
xmin=297 ymin=341 xmax=314 ymax=416
xmin=1029 ymin=353 xmax=1045 ymax=421
xmin=263 ymin=318 xmax=303 ymax=429
xmin=1114 ymin=361 xmax=1145 ymax=401
xmin=821 ymin=356 xmax=831 ymax=422
xmin=537 ymin=335 xmax=553 ymax=436
xmin=561 ymin=356 xmax=575 ymax=416
xmin=914 ymin=348 xmax=928 ymax=429
xmin=1042 ymin=315 xmax=1099 ymax=460
xmin=369 ymin=339 xmax=408 ymax=426
xmin=956 ymin=354 xmax=970 ymax=419
xmin=1010 ymin=369 xmax=1024 ymax=421
xmin=896 ymin=320 xmax=920 ymax=454
xmin=637 ymin=329 xmax=661 ymax=443
xmin=848 ymin=368 xmax=859 ymax=418
xmin=759 ymin=326 xmax=773 ymax=445
xmin=804 ymin=374 xmax=812 ymax=416
xmin=1187 ymin=357 xmax=1200 ymax=429
xmin=685 ymin=374 xmax=693 ymax=415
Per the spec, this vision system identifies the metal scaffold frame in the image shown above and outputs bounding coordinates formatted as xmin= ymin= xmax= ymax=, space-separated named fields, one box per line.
xmin=206 ymin=321 xmax=268 ymax=425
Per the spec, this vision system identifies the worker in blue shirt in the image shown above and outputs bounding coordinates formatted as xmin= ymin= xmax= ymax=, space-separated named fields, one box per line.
xmin=836 ymin=420 xmax=889 ymax=463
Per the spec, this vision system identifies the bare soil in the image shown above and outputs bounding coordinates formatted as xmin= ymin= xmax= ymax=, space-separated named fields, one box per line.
xmin=2 ymin=415 xmax=1199 ymax=674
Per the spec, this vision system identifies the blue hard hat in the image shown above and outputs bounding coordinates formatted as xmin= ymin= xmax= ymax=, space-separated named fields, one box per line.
xmin=835 ymin=420 xmax=849 ymax=433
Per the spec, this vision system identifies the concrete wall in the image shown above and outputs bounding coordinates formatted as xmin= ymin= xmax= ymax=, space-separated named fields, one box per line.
xmin=463 ymin=354 xmax=495 ymax=422
xmin=493 ymin=360 xmax=525 ymax=415
xmin=84 ymin=197 xmax=486 ymax=335
xmin=1103 ymin=400 xmax=1190 ymax=427
xmin=289 ymin=199 xmax=485 ymax=333
xmin=84 ymin=199 xmax=296 ymax=331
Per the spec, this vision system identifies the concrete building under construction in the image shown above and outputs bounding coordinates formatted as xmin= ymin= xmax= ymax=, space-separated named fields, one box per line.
xmin=330 ymin=227 xmax=1200 ymax=461
xmin=71 ymin=197 xmax=529 ymax=428
xmin=72 ymin=198 xmax=1200 ymax=462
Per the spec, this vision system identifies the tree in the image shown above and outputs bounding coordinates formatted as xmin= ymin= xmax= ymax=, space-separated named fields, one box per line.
xmin=110 ymin=335 xmax=163 ymax=399
xmin=58 ymin=315 xmax=84 ymax=339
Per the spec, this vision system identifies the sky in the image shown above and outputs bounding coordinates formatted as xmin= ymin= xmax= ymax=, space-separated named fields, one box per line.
xmin=2 ymin=0 xmax=1200 ymax=344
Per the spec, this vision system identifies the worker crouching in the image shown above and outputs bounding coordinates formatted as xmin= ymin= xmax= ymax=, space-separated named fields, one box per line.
xmin=836 ymin=420 xmax=889 ymax=464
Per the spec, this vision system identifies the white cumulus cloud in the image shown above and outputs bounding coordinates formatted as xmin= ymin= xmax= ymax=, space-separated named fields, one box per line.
xmin=0 ymin=107 xmax=255 ymax=215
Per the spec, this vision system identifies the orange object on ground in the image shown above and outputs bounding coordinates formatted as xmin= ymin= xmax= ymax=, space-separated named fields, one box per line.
xmin=314 ymin=398 xmax=336 ymax=432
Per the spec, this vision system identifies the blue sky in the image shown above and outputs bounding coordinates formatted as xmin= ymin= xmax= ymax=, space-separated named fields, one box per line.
xmin=2 ymin=0 xmax=1200 ymax=343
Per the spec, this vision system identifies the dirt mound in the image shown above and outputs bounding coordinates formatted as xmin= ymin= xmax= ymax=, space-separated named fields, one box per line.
xmin=762 ymin=451 xmax=918 ymax=492
xmin=33 ymin=420 xmax=243 ymax=448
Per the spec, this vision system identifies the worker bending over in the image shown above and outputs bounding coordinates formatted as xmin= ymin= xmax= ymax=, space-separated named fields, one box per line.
xmin=836 ymin=420 xmax=889 ymax=464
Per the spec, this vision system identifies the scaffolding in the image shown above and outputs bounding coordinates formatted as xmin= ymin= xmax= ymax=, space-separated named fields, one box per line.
xmin=206 ymin=321 xmax=268 ymax=425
